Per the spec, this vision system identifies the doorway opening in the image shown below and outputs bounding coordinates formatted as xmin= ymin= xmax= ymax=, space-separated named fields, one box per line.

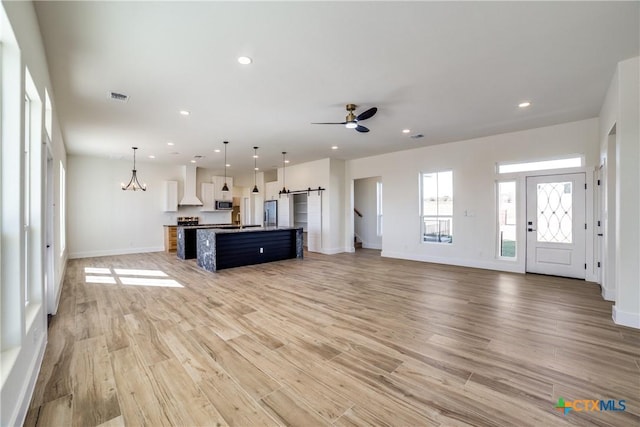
xmin=353 ymin=177 xmax=382 ymax=251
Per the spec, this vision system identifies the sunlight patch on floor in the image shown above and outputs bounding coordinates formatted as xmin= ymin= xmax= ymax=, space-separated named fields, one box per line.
xmin=84 ymin=266 xmax=182 ymax=288
xmin=84 ymin=267 xmax=111 ymax=274
xmin=85 ymin=275 xmax=117 ymax=284
xmin=119 ymin=277 xmax=183 ymax=288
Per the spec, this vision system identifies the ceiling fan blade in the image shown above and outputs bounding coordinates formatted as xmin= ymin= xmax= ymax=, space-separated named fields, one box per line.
xmin=355 ymin=125 xmax=370 ymax=133
xmin=311 ymin=122 xmax=347 ymax=125
xmin=356 ymin=107 xmax=377 ymax=121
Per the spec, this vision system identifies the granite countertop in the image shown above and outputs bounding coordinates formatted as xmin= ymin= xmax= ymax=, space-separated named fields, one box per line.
xmin=178 ymin=224 xmax=262 ymax=230
xmin=163 ymin=223 xmax=234 ymax=228
xmin=196 ymin=226 xmax=301 ymax=234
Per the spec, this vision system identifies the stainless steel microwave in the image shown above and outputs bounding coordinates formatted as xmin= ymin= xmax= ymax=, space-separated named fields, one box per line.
xmin=215 ymin=200 xmax=233 ymax=210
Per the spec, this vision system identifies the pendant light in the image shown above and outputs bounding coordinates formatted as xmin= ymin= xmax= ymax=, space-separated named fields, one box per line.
xmin=279 ymin=151 xmax=289 ymax=196
xmin=252 ymin=146 xmax=259 ymax=193
xmin=221 ymin=141 xmax=229 ymax=192
xmin=121 ymin=147 xmax=146 ymax=191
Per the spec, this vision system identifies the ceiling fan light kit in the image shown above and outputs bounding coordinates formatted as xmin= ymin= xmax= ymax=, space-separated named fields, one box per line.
xmin=312 ymin=103 xmax=378 ymax=133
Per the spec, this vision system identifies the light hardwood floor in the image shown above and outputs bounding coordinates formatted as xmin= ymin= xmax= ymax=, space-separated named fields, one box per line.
xmin=25 ymin=249 xmax=640 ymax=426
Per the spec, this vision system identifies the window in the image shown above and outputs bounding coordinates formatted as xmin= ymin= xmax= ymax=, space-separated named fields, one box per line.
xmin=497 ymin=181 xmax=516 ymax=258
xmin=421 ymin=171 xmax=453 ymax=243
xmin=23 ymin=67 xmax=42 ymax=307
xmin=24 ymin=93 xmax=31 ymax=305
xmin=45 ymin=88 xmax=52 ymax=139
xmin=376 ymin=181 xmax=383 ymax=236
xmin=497 ymin=156 xmax=582 ymax=174
xmin=60 ymin=161 xmax=66 ymax=254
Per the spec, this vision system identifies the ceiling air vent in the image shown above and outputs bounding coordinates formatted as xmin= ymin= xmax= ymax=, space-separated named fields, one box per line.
xmin=410 ymin=133 xmax=424 ymax=139
xmin=109 ymin=91 xmax=129 ymax=102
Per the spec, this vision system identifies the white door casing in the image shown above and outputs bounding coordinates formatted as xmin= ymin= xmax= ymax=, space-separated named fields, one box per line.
xmin=526 ymin=173 xmax=586 ymax=279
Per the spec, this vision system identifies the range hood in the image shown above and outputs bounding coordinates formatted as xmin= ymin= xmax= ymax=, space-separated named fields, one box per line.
xmin=179 ymin=165 xmax=203 ymax=206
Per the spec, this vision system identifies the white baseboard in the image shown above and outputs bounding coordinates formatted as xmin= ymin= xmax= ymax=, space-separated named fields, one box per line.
xmin=320 ymin=247 xmax=346 ymax=255
xmin=601 ymin=286 xmax=615 ymax=301
xmin=8 ymin=333 xmax=47 ymax=427
xmin=362 ymin=242 xmax=382 ymax=250
xmin=69 ymin=246 xmax=164 ymax=259
xmin=381 ymin=250 xmax=524 ymax=274
xmin=612 ymin=305 xmax=640 ymax=329
xmin=51 ymin=259 xmax=67 ymax=315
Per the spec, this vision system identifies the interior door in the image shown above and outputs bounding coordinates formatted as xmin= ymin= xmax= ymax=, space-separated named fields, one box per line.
xmin=45 ymin=148 xmax=56 ymax=313
xmin=595 ymin=165 xmax=604 ymax=284
xmin=307 ymin=192 xmax=322 ymax=252
xmin=526 ymin=173 xmax=586 ymax=279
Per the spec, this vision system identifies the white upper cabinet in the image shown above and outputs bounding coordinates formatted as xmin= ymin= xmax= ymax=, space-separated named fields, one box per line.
xmin=162 ymin=181 xmax=178 ymax=212
xmin=200 ymin=182 xmax=215 ymax=211
xmin=265 ymin=181 xmax=279 ymax=200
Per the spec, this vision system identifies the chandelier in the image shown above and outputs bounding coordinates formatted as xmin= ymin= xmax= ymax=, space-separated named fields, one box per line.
xmin=121 ymin=147 xmax=146 ymax=191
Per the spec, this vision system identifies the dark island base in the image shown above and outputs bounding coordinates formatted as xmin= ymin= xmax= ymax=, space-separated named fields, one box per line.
xmin=197 ymin=227 xmax=303 ymax=272
xmin=177 ymin=224 xmax=261 ymax=260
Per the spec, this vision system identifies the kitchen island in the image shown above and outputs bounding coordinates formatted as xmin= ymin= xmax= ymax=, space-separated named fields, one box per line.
xmin=176 ymin=224 xmax=261 ymax=260
xmin=164 ymin=223 xmax=232 ymax=253
xmin=197 ymin=227 xmax=303 ymax=272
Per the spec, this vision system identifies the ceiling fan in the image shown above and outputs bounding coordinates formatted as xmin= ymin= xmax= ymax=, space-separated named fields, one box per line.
xmin=312 ymin=104 xmax=378 ymax=133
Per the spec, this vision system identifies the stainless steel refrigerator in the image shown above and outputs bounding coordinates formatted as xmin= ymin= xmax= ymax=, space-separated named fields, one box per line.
xmin=264 ymin=200 xmax=277 ymax=227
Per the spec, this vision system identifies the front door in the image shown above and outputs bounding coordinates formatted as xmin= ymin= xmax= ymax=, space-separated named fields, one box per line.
xmin=526 ymin=173 xmax=586 ymax=279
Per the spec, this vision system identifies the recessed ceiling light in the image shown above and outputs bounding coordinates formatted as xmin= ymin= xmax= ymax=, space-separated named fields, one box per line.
xmin=402 ymin=129 xmax=411 ymax=134
xmin=284 ymin=160 xmax=290 ymax=164
xmin=179 ymin=110 xmax=190 ymax=116
xmin=518 ymin=101 xmax=531 ymax=108
xmin=238 ymin=56 xmax=252 ymax=65
xmin=214 ymin=149 xmax=221 ymax=153
xmin=331 ymin=146 xmax=338 ymax=150
xmin=167 ymin=141 xmax=174 ymax=146
xmin=226 ymin=164 xmax=231 ymax=167
xmin=148 ymin=155 xmax=155 ymax=159
xmin=190 ymin=159 xmax=196 ymax=163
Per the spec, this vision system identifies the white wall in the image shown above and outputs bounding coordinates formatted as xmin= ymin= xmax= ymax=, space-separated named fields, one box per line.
xmin=1 ymin=1 xmax=68 ymax=425
xmin=346 ymin=118 xmax=600 ymax=273
xmin=354 ymin=177 xmax=382 ymax=249
xmin=67 ymin=156 xmax=233 ymax=258
xmin=273 ymin=158 xmax=346 ymax=254
xmin=599 ymin=68 xmax=619 ymax=301
xmin=599 ymin=57 xmax=640 ymax=328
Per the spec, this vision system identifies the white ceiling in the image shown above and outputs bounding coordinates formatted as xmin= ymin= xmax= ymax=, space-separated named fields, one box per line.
xmin=34 ymin=1 xmax=639 ymax=174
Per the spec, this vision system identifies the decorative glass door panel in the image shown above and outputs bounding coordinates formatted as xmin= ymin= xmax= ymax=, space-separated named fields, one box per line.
xmin=536 ymin=182 xmax=573 ymax=244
